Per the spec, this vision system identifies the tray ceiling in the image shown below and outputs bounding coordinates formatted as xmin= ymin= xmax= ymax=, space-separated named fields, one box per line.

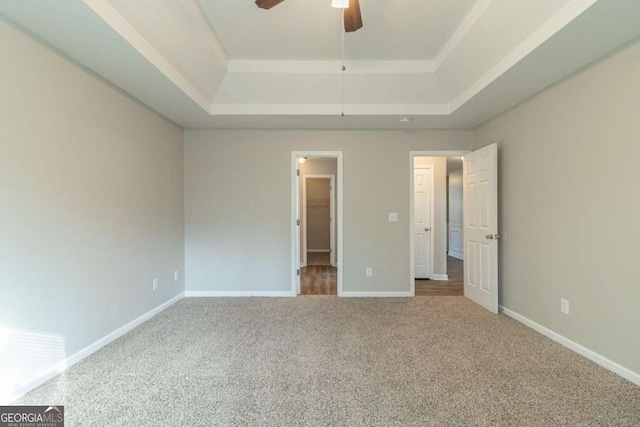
xmin=1 ymin=0 xmax=639 ymax=129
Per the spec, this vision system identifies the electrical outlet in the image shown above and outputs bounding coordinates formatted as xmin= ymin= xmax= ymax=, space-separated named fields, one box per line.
xmin=153 ymin=278 xmax=158 ymax=291
xmin=388 ymin=212 xmax=398 ymax=222
xmin=366 ymin=267 xmax=373 ymax=277
xmin=560 ymin=298 xmax=569 ymax=315
xmin=174 ymin=270 xmax=179 ymax=281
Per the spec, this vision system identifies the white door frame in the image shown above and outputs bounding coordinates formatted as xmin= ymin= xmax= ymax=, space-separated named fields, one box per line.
xmin=413 ymin=165 xmax=435 ymax=279
xmin=291 ymin=151 xmax=343 ymax=296
xmin=302 ymin=175 xmax=336 ymax=267
xmin=409 ymin=151 xmax=470 ymax=295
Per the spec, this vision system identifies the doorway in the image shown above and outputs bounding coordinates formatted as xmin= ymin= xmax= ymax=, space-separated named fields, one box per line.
xmin=410 ymin=147 xmax=499 ymax=313
xmin=301 ymin=173 xmax=336 ymax=295
xmin=302 ymin=175 xmax=336 ymax=267
xmin=411 ymin=152 xmax=468 ymax=297
xmin=291 ymin=152 xmax=343 ymax=296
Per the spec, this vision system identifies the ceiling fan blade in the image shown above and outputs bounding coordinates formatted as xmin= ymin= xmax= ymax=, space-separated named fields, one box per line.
xmin=343 ymin=0 xmax=363 ymax=32
xmin=255 ymin=0 xmax=286 ymax=10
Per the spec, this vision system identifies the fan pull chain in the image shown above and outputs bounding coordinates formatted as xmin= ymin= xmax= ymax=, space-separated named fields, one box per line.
xmin=341 ymin=8 xmax=345 ymax=117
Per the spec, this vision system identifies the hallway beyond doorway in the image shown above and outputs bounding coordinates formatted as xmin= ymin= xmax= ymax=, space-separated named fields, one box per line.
xmin=415 ymin=256 xmax=463 ymax=296
xmin=300 ymin=252 xmax=336 ymax=295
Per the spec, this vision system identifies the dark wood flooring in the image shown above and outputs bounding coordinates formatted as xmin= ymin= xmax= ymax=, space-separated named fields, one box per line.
xmin=415 ymin=256 xmax=463 ymax=296
xmin=300 ymin=252 xmax=336 ymax=295
xmin=306 ymin=252 xmax=330 ymax=266
xmin=300 ymin=254 xmax=461 ymax=297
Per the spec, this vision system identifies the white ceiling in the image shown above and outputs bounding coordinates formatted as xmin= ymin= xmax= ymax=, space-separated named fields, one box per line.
xmin=1 ymin=0 xmax=640 ymax=130
xmin=197 ymin=0 xmax=477 ymax=60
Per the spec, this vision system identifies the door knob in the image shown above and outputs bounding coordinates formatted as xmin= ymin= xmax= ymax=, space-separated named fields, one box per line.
xmin=425 ymin=228 xmax=431 ymax=232
xmin=485 ymin=234 xmax=501 ymax=240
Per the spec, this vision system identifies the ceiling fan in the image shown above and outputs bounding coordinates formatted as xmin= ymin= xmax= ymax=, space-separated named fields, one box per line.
xmin=255 ymin=0 xmax=363 ymax=33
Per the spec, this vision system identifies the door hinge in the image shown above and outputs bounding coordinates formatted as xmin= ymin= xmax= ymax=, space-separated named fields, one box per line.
xmin=297 ymin=219 xmax=300 ymax=226
xmin=297 ymin=169 xmax=300 ymax=176
xmin=297 ymin=269 xmax=300 ymax=276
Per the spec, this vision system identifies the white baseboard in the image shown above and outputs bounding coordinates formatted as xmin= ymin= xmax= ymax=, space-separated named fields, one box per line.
xmin=448 ymin=250 xmax=464 ymax=260
xmin=185 ymin=291 xmax=295 ymax=297
xmin=432 ymin=274 xmax=449 ymax=281
xmin=341 ymin=291 xmax=413 ymax=297
xmin=307 ymin=249 xmax=330 ymax=253
xmin=4 ymin=292 xmax=185 ymax=404
xmin=500 ymin=306 xmax=640 ymax=386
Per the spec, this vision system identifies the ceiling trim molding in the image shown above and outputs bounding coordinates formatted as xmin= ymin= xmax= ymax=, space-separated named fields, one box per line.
xmin=82 ymin=0 xmax=211 ymax=111
xmin=182 ymin=0 xmax=229 ymax=64
xmin=434 ymin=0 xmax=494 ymax=70
xmin=450 ymin=0 xmax=599 ymax=112
xmin=227 ymin=60 xmax=436 ymax=74
xmin=208 ymin=103 xmax=450 ymax=115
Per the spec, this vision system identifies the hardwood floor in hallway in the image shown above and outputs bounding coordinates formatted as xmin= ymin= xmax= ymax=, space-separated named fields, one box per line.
xmin=300 ymin=252 xmax=336 ymax=295
xmin=415 ymin=256 xmax=463 ymax=296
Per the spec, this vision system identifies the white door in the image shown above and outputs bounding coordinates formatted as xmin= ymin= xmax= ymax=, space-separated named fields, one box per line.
xmin=463 ymin=143 xmax=499 ymax=313
xmin=414 ymin=166 xmax=434 ymax=279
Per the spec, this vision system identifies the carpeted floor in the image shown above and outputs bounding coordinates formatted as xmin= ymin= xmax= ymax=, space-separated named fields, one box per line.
xmin=15 ymin=297 xmax=640 ymax=426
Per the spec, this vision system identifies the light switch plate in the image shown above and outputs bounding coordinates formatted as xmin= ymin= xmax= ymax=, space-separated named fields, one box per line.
xmin=388 ymin=212 xmax=398 ymax=222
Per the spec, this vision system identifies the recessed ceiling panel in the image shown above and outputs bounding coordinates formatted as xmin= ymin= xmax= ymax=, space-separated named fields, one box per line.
xmin=196 ymin=0 xmax=476 ymax=60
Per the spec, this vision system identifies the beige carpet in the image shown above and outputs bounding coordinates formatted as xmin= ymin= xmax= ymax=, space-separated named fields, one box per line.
xmin=15 ymin=297 xmax=640 ymax=426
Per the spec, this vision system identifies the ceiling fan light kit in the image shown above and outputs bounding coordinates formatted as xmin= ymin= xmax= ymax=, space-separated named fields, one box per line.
xmin=256 ymin=0 xmax=362 ymax=33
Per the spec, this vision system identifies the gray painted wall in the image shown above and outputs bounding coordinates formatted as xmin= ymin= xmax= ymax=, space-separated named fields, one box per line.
xmin=448 ymin=168 xmax=463 ymax=226
xmin=0 ymin=19 xmax=185 ymax=400
xmin=184 ymin=130 xmax=474 ymax=293
xmin=475 ymin=39 xmax=640 ymax=374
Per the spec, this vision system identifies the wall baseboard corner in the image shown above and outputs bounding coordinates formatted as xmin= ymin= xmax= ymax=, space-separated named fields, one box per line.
xmin=3 ymin=292 xmax=185 ymax=404
xmin=447 ymin=251 xmax=464 ymax=260
xmin=499 ymin=305 xmax=640 ymax=387
xmin=432 ymin=274 xmax=449 ymax=281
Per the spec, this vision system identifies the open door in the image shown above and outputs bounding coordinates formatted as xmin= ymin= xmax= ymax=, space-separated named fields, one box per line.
xmin=463 ymin=143 xmax=499 ymax=313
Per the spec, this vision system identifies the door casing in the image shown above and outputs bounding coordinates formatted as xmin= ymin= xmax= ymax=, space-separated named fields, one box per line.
xmin=291 ymin=151 xmax=343 ymax=296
